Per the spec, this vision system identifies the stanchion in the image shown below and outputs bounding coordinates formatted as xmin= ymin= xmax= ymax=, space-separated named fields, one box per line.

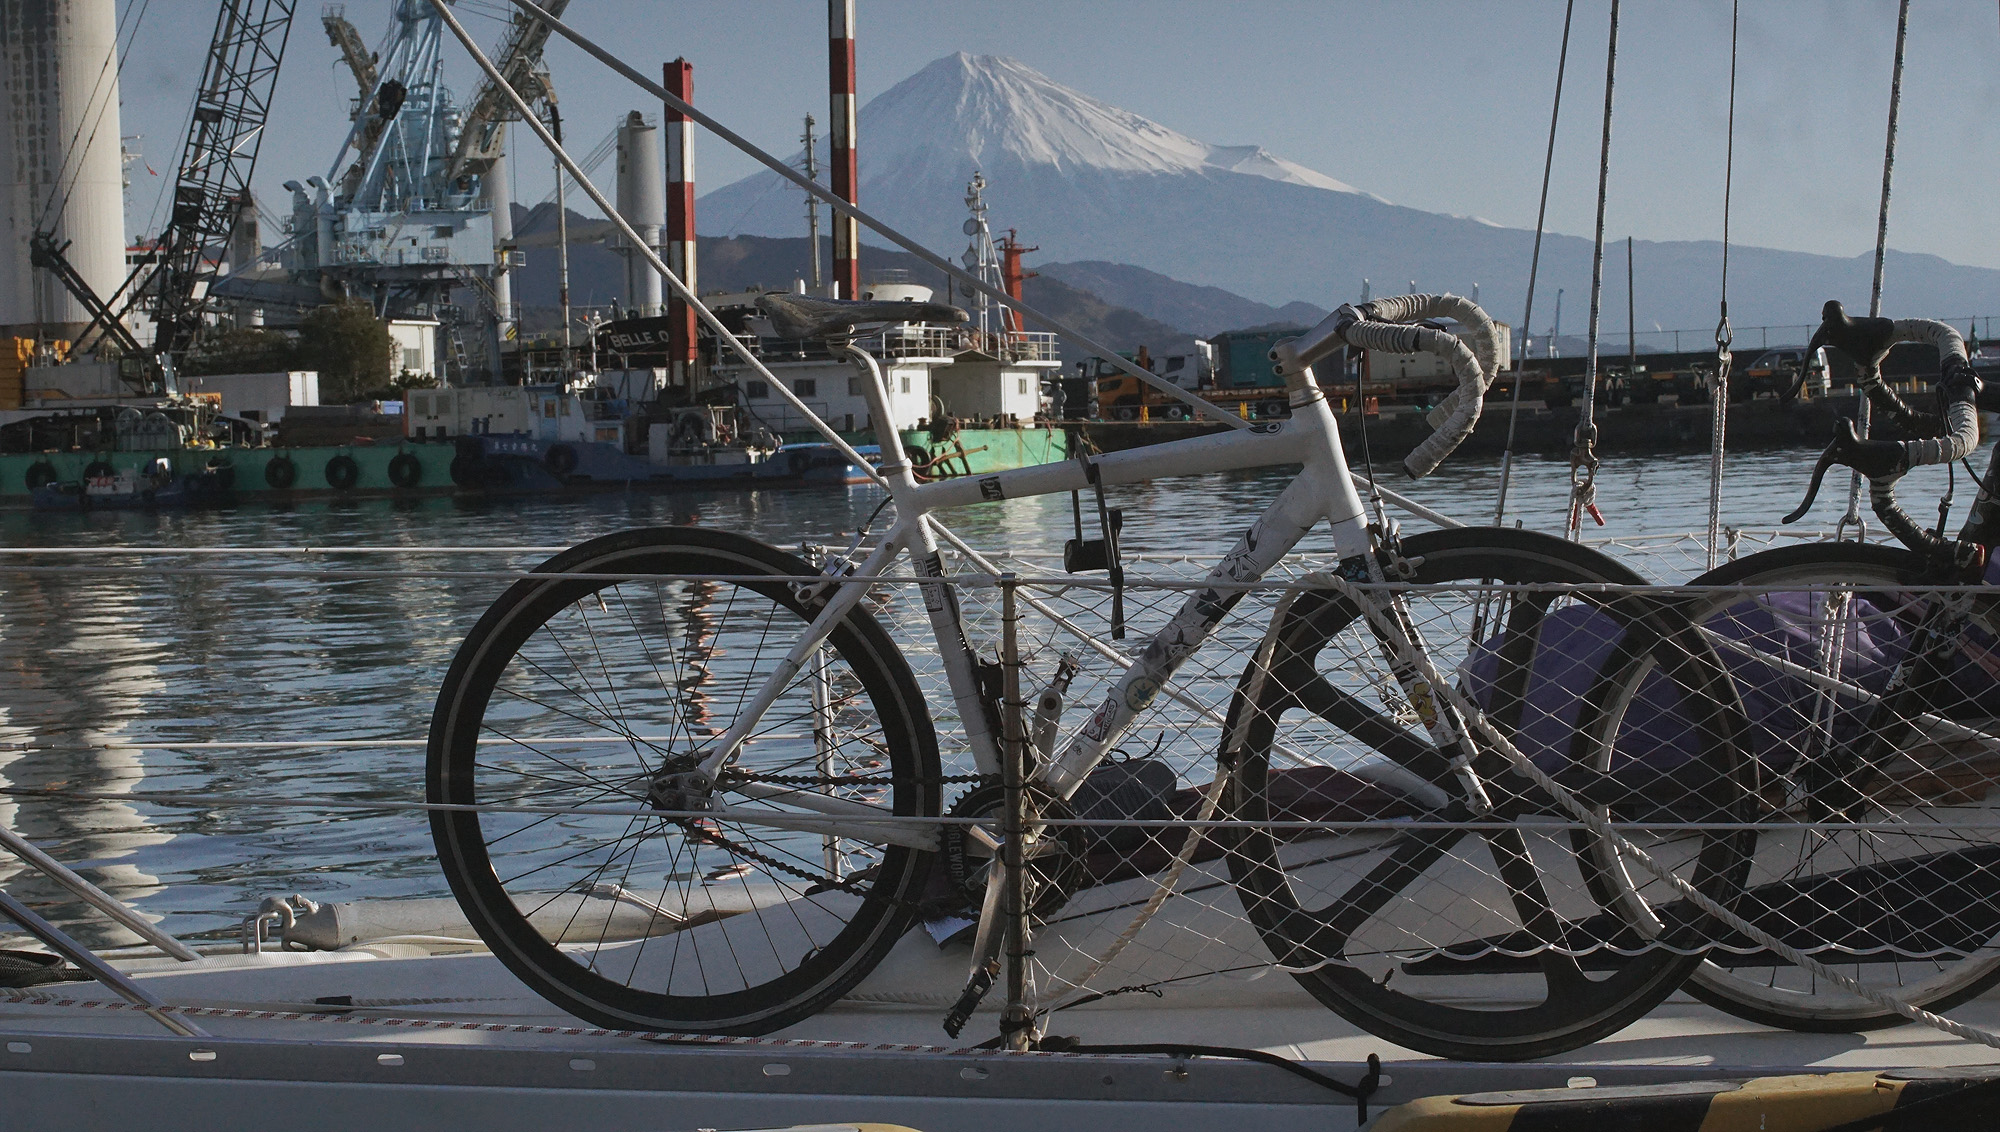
xmin=999 ymin=572 xmax=1034 ymax=1051
xmin=0 ymin=890 xmax=207 ymax=1037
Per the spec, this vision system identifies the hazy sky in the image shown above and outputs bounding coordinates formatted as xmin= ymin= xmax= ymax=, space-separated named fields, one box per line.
xmin=113 ymin=1 xmax=2000 ymax=292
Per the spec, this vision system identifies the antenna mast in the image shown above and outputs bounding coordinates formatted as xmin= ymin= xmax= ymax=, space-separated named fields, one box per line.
xmin=801 ymin=114 xmax=822 ymax=294
xmin=962 ymin=172 xmax=1001 ymax=345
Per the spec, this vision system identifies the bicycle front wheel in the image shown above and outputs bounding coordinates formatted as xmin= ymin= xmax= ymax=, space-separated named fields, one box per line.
xmin=1225 ymin=527 xmax=1751 ymax=1061
xmin=428 ymin=527 xmax=941 ymax=1035
xmin=1615 ymin=541 xmax=2000 ymax=1030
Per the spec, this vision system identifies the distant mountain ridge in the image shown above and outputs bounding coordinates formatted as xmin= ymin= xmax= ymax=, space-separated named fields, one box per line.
xmin=698 ymin=52 xmax=2000 ymax=332
xmin=1034 ymin=261 xmax=1327 ymax=338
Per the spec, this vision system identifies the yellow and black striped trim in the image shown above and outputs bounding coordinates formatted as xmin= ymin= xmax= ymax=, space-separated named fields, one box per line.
xmin=1372 ymin=1068 xmax=2000 ymax=1131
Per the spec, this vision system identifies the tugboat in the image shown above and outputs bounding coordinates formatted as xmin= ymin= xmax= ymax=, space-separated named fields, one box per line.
xmin=30 ymin=455 xmax=236 ymax=511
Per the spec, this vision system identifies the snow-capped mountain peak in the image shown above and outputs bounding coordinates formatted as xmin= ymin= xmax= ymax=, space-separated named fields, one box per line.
xmin=855 ymin=53 xmax=1373 ymax=193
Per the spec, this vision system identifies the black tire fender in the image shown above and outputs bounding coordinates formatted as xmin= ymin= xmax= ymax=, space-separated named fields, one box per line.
xmin=544 ymin=444 xmax=578 ymax=476
xmin=264 ymin=455 xmax=298 ymax=490
xmin=325 ymin=454 xmax=360 ymax=491
xmin=24 ymin=461 xmax=57 ymax=490
xmin=388 ymin=451 xmax=424 ymax=488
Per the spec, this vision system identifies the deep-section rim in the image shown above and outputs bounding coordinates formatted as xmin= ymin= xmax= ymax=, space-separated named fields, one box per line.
xmin=1224 ymin=526 xmax=1749 ymax=1061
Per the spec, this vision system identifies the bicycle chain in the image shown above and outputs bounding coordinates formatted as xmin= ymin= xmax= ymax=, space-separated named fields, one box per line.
xmin=672 ymin=772 xmax=994 ymax=913
xmin=673 ymin=817 xmax=880 ymax=901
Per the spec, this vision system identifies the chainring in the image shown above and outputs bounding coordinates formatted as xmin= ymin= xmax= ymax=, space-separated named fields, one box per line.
xmin=941 ymin=781 xmax=1086 ymax=920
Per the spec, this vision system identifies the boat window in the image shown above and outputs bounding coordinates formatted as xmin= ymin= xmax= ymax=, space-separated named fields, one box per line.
xmin=848 ymin=376 xmax=864 ymax=396
xmin=747 ymin=381 xmax=769 ymax=399
xmin=544 ymin=401 xmax=557 ymax=419
xmin=900 ymin=375 xmax=911 ymax=394
xmin=794 ymin=378 xmax=817 ymax=398
xmin=1018 ymin=378 xmax=1029 ymax=395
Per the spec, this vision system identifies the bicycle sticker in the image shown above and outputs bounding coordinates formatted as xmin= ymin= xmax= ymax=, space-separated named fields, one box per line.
xmin=1079 ymin=699 xmax=1116 ymax=743
xmin=916 ymin=551 xmax=951 ymax=613
xmin=978 ymin=477 xmax=1004 ymax=501
xmin=1123 ymin=676 xmax=1162 ymax=712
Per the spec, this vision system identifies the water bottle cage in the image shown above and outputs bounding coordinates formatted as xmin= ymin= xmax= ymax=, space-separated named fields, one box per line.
xmin=1063 ymin=456 xmax=1127 ymax=639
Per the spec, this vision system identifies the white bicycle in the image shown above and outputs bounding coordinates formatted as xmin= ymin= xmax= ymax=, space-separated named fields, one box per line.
xmin=425 ymin=292 xmax=1753 ymax=1060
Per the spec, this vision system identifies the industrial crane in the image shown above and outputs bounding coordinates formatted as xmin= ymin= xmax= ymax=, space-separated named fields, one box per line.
xmin=146 ymin=0 xmax=299 ymax=362
xmin=300 ymin=0 xmax=566 ymax=382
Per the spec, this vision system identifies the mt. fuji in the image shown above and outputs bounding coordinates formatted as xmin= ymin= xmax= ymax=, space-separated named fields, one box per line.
xmin=699 ymin=53 xmax=2000 ymax=332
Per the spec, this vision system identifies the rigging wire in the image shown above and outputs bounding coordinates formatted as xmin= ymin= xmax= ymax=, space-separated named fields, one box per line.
xmin=1706 ymin=0 xmax=1740 ymax=570
xmin=1492 ymin=0 xmax=1578 ymax=527
xmin=1565 ymin=0 xmax=1620 ymax=540
xmin=1842 ymin=0 xmax=1912 ymax=539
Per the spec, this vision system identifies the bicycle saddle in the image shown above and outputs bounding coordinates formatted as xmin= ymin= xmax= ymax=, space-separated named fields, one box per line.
xmin=755 ymin=292 xmax=967 ymax=339
xmin=1781 ymin=415 xmax=1908 ymax=524
xmin=1804 ymin=300 xmax=1897 ymax=370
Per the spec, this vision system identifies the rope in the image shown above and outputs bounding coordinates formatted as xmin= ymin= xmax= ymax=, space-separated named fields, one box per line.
xmin=1843 ymin=0 xmax=1912 ymax=539
xmin=1566 ymin=0 xmax=1620 ymax=539
xmin=1493 ymin=0 xmax=1578 ymax=527
xmin=1706 ymin=0 xmax=1740 ymax=571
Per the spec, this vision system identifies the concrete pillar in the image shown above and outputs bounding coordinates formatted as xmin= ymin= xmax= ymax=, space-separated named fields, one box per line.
xmin=615 ymin=110 xmax=663 ymax=318
xmin=0 ymin=0 xmax=127 ymax=341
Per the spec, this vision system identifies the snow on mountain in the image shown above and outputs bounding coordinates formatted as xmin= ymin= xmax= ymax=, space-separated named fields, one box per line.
xmin=699 ymin=52 xmax=2000 ymax=329
xmin=1200 ymin=143 xmax=1375 ymax=197
xmin=845 ymin=53 xmax=1372 ymax=191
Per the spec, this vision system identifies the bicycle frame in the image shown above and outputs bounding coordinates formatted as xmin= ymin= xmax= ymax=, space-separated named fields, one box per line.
xmin=692 ymin=338 xmax=1488 ymax=846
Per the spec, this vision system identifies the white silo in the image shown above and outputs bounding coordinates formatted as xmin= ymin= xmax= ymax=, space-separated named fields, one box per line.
xmin=0 ymin=0 xmax=127 ymax=342
xmin=614 ymin=111 xmax=663 ymax=318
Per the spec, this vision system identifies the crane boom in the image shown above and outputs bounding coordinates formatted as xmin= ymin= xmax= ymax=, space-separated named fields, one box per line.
xmin=321 ymin=4 xmax=377 ymax=94
xmin=146 ymin=0 xmax=300 ymax=361
xmin=446 ymin=0 xmax=570 ymax=181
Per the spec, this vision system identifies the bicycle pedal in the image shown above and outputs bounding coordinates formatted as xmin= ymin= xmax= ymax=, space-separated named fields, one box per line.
xmin=942 ymin=960 xmax=998 ymax=1038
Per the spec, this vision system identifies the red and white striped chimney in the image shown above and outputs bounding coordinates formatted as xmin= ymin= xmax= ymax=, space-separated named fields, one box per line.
xmin=828 ymin=0 xmax=859 ymax=300
xmin=664 ymin=58 xmax=697 ymax=387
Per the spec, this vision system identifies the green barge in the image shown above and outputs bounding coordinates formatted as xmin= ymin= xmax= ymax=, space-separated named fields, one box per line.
xmin=0 ymin=426 xmax=1072 ymax=508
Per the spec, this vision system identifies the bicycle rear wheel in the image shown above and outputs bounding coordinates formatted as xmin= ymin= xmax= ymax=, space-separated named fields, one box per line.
xmin=1225 ymin=527 xmax=1751 ymax=1061
xmin=428 ymin=527 xmax=941 ymax=1034
xmin=1600 ymin=541 xmax=2000 ymax=1030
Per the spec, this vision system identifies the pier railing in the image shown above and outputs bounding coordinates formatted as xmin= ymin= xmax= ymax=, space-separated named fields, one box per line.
xmin=2 ymin=541 xmax=1998 ymax=1059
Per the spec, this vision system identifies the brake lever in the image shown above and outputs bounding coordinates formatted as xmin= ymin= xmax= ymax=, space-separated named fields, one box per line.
xmin=1782 ymin=417 xmax=1909 ymax=524
xmin=1780 ymin=441 xmax=1842 ymax=525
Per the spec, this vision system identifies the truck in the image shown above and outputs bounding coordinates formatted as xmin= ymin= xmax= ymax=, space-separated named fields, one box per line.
xmin=1082 ymin=344 xmax=1231 ymax=421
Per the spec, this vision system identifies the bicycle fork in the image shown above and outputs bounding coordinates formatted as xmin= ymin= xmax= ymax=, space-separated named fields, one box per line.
xmin=1337 ymin=554 xmax=1498 ymax=816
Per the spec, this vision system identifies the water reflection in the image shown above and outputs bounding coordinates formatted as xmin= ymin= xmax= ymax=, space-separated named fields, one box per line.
xmin=0 ymin=445 xmax=1983 ymax=943
xmin=0 ymin=570 xmax=172 ymax=948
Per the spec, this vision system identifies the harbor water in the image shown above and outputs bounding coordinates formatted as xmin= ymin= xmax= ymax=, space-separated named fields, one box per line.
xmin=0 ymin=446 xmax=1982 ymax=948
